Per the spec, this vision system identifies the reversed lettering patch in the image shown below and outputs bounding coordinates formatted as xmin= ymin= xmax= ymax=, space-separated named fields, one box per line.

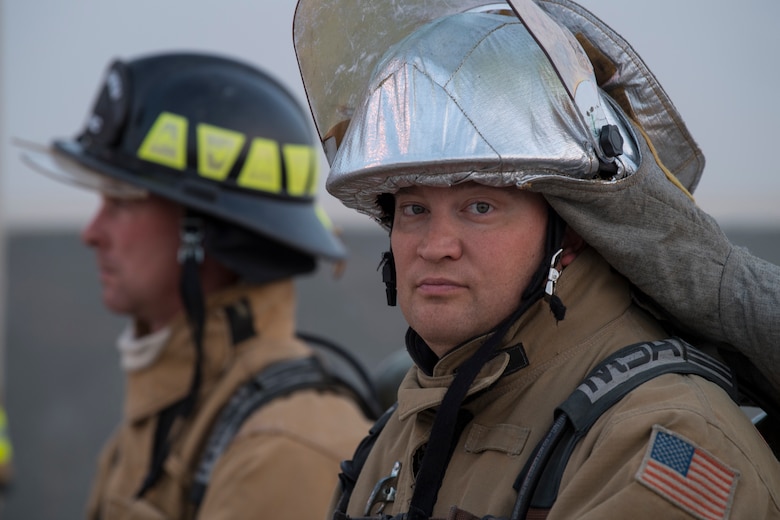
xmin=636 ymin=425 xmax=739 ymax=520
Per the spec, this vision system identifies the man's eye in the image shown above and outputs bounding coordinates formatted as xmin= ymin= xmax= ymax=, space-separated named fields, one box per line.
xmin=105 ymin=197 xmax=129 ymax=210
xmin=469 ymin=201 xmax=492 ymax=214
xmin=401 ymin=204 xmax=426 ymax=216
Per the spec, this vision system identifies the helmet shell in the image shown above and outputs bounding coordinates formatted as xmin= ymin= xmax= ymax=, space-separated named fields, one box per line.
xmin=324 ymin=12 xmax=638 ymax=221
xmin=293 ymin=0 xmax=703 ymax=224
xmin=47 ymin=52 xmax=345 ymax=260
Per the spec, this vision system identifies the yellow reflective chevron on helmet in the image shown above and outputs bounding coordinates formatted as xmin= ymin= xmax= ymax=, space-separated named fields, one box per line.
xmin=315 ymin=203 xmax=333 ymax=230
xmin=238 ymin=140 xmax=317 ymax=197
xmin=237 ymin=137 xmax=282 ymax=192
xmin=197 ymin=123 xmax=246 ymax=180
xmin=283 ymin=143 xmax=317 ymax=196
xmin=138 ymin=112 xmax=317 ymax=198
xmin=137 ymin=112 xmax=188 ymax=170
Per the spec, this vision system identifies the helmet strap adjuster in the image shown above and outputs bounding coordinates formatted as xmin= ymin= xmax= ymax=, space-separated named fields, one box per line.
xmin=544 ymin=248 xmax=563 ymax=300
xmin=379 ymin=250 xmax=397 ymax=307
xmin=178 ymin=216 xmax=205 ymax=265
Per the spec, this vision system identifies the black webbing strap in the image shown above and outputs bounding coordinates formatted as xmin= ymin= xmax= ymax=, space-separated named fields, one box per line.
xmin=333 ymin=345 xmax=530 ymax=520
xmin=135 ymin=399 xmax=187 ymax=498
xmin=135 ymin=215 xmax=206 ymax=499
xmin=298 ymin=332 xmax=383 ymax=420
xmin=190 ymin=355 xmax=338 ymax=506
xmin=224 ymin=298 xmax=256 ymax=347
xmin=512 ymin=338 xmax=737 ymax=520
xmin=178 ymin=215 xmax=207 ymax=418
xmin=333 ymin=403 xmax=398 ymax=520
xmin=406 ymin=323 xmax=513 ymax=520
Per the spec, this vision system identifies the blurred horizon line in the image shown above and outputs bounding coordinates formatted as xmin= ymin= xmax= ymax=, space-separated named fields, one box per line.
xmin=3 ymin=209 xmax=779 ymax=235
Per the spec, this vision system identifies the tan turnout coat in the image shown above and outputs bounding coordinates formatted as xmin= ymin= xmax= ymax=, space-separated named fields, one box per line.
xmin=87 ymin=281 xmax=371 ymax=520
xmin=341 ymin=249 xmax=780 ymax=519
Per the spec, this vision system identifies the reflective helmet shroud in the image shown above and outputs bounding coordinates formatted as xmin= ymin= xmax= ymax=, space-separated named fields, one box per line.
xmin=321 ymin=10 xmax=639 ymax=222
xmin=293 ymin=0 xmax=703 ymax=222
xmin=38 ymin=52 xmax=345 ymax=262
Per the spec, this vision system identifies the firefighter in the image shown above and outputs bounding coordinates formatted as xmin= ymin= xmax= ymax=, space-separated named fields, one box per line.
xmin=20 ymin=52 xmax=374 ymax=519
xmin=293 ymin=1 xmax=780 ymax=518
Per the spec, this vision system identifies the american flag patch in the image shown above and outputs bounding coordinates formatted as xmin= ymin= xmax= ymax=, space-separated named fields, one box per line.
xmin=635 ymin=425 xmax=739 ymax=520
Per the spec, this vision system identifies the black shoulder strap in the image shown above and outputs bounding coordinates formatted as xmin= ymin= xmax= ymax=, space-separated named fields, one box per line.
xmin=133 ymin=294 xmax=380 ymax=510
xmin=188 ymin=296 xmax=383 ymax=509
xmin=298 ymin=332 xmax=384 ymax=421
xmin=189 ymin=355 xmax=337 ymax=506
xmin=333 ymin=402 xmax=398 ymax=520
xmin=512 ymin=338 xmax=737 ymax=520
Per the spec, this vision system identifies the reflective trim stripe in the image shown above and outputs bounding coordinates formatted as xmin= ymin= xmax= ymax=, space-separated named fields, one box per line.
xmin=137 ymin=111 xmax=318 ymax=197
xmin=197 ymin=123 xmax=246 ymax=180
xmin=283 ymin=143 xmax=317 ymax=195
xmin=137 ymin=112 xmax=188 ymax=170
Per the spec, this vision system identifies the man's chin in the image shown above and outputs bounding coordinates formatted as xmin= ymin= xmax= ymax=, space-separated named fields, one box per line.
xmin=100 ymin=293 xmax=131 ymax=316
xmin=411 ymin=322 xmax=475 ymax=355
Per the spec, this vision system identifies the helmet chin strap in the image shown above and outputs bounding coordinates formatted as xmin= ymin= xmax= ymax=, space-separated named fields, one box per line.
xmin=177 ymin=213 xmax=207 ymax=416
xmin=541 ymin=207 xmax=567 ymax=321
xmin=379 ymin=250 xmax=397 ymax=306
xmin=136 ymin=212 xmax=206 ymax=498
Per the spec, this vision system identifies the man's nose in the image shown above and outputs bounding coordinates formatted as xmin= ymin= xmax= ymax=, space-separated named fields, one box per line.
xmin=417 ymin=213 xmax=463 ymax=261
xmin=81 ymin=201 xmax=108 ymax=247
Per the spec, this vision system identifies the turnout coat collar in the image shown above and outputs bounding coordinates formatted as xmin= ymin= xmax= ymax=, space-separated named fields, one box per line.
xmin=124 ymin=280 xmax=307 ymax=422
xmin=396 ymin=247 xmax=637 ymax=421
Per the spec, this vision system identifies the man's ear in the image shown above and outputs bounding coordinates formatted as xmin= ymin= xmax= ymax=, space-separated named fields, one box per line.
xmin=560 ymin=227 xmax=586 ymax=267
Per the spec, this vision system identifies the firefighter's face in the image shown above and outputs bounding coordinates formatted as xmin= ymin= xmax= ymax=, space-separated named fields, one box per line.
xmin=390 ymin=183 xmax=548 ymax=357
xmin=82 ymin=194 xmax=183 ymax=332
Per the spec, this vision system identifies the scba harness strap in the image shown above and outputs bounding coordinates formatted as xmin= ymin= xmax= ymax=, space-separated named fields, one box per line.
xmin=333 ymin=338 xmax=745 ymax=520
xmin=190 ymin=359 xmax=381 ymax=510
xmin=182 ymin=297 xmax=381 ymax=511
xmin=513 ymin=338 xmax=737 ymax=520
xmin=190 ymin=354 xmax=359 ymax=505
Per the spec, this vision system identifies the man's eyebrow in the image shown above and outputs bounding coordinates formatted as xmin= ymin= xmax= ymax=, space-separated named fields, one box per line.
xmin=395 ymin=186 xmax=422 ymax=197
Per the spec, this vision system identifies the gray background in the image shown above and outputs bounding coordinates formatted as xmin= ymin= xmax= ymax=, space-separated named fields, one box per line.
xmin=4 ymin=1 xmax=780 ymax=229
xmin=3 ymin=225 xmax=780 ymax=519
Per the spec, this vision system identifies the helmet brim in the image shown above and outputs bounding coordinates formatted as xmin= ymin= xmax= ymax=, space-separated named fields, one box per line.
xmin=20 ymin=138 xmax=347 ymax=262
xmin=17 ymin=139 xmax=148 ymax=199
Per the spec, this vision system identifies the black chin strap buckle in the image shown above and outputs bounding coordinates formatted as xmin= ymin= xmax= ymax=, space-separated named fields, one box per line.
xmin=378 ymin=251 xmax=397 ymax=307
xmin=544 ymin=248 xmax=563 ymax=300
xmin=178 ymin=216 xmax=205 ymax=265
xmin=176 ymin=214 xmax=207 ymax=418
xmin=544 ymin=248 xmax=566 ymax=322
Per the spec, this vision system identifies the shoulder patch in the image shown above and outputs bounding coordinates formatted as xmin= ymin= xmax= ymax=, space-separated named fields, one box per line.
xmin=635 ymin=425 xmax=739 ymax=520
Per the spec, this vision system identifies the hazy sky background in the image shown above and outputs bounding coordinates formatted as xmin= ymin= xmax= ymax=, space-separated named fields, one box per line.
xmin=2 ymin=1 xmax=779 ymax=231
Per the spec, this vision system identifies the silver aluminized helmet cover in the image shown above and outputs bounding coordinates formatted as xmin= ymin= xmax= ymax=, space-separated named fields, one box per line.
xmin=326 ymin=11 xmax=638 ymax=221
xmin=293 ymin=0 xmax=704 ymax=223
